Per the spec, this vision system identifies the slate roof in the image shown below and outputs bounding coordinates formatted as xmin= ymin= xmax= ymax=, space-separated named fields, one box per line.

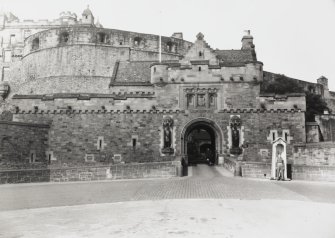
xmin=215 ymin=49 xmax=257 ymax=62
xmin=113 ymin=61 xmax=153 ymax=83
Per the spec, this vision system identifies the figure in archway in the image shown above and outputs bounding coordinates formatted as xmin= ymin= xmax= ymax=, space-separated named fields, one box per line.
xmin=276 ymin=145 xmax=285 ymax=180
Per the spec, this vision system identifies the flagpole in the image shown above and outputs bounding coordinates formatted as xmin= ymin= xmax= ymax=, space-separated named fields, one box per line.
xmin=159 ymin=35 xmax=162 ymax=63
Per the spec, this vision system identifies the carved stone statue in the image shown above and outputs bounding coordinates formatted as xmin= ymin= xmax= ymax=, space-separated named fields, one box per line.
xmin=162 ymin=117 xmax=174 ymax=154
xmin=230 ymin=116 xmax=242 ymax=155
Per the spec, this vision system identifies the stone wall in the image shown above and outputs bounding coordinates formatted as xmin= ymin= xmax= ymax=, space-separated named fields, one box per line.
xmin=0 ymin=161 xmax=178 ymax=184
xmin=292 ymin=165 xmax=335 ymax=182
xmin=241 ymin=162 xmax=271 ymax=179
xmin=0 ymin=121 xmax=49 ymax=170
xmin=315 ymin=114 xmax=335 ymax=142
xmin=13 ymin=110 xmax=306 ymax=168
xmin=293 ymin=142 xmax=335 ymax=166
xmin=306 ymin=122 xmax=321 ymax=143
xmin=51 ymin=162 xmax=178 ymax=182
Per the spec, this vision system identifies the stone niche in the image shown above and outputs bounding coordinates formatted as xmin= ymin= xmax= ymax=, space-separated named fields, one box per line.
xmin=161 ymin=116 xmax=174 ymax=155
xmin=228 ymin=115 xmax=243 ymax=155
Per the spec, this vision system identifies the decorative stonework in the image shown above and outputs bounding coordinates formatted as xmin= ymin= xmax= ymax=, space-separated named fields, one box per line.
xmin=183 ymin=88 xmax=218 ymax=110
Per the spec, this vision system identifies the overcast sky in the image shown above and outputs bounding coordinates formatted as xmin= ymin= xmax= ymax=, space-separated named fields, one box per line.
xmin=2 ymin=0 xmax=335 ymax=90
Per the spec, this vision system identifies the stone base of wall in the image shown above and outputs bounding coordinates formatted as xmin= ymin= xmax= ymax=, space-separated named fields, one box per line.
xmin=292 ymin=165 xmax=335 ymax=182
xmin=0 ymin=161 xmax=179 ymax=184
xmin=223 ymin=157 xmax=242 ymax=176
xmin=241 ymin=162 xmax=271 ymax=179
xmin=0 ymin=169 xmax=50 ymax=184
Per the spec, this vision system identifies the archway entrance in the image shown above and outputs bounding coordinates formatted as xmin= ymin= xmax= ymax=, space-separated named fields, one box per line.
xmin=181 ymin=118 xmax=223 ymax=167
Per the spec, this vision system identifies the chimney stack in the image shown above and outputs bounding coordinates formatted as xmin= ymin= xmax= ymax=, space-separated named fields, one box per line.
xmin=241 ymin=30 xmax=255 ymax=50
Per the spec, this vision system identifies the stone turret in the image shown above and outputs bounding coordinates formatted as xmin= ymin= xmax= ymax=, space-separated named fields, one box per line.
xmin=317 ymin=76 xmax=328 ymax=90
xmin=81 ymin=5 xmax=94 ymax=25
xmin=241 ymin=30 xmax=255 ymax=50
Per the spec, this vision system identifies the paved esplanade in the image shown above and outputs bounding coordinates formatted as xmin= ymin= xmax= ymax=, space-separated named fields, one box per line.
xmin=1 ymin=165 xmax=335 ymax=238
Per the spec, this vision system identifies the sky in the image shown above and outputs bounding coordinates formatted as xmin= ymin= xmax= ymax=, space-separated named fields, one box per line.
xmin=1 ymin=0 xmax=335 ymax=90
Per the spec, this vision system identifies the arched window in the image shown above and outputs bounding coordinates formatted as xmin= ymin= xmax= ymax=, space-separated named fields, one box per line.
xmin=32 ymin=37 xmax=39 ymax=50
xmin=198 ymin=66 xmax=201 ymax=71
xmin=59 ymin=31 xmax=69 ymax=44
xmin=134 ymin=37 xmax=142 ymax=46
xmin=97 ymin=32 xmax=107 ymax=43
xmin=166 ymin=42 xmax=175 ymax=52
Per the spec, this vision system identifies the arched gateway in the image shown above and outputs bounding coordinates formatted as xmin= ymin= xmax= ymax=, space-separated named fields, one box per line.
xmin=181 ymin=118 xmax=223 ymax=166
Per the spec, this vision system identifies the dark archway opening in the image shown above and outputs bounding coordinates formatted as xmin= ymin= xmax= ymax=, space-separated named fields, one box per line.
xmin=186 ymin=124 xmax=216 ymax=166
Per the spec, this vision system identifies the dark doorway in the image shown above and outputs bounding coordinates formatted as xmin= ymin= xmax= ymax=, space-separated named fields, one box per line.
xmin=186 ymin=124 xmax=216 ymax=165
xmin=287 ymin=164 xmax=292 ymax=180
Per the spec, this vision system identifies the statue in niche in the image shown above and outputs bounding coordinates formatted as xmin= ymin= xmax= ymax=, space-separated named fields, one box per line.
xmin=230 ymin=116 xmax=242 ymax=155
xmin=161 ymin=117 xmax=174 ymax=154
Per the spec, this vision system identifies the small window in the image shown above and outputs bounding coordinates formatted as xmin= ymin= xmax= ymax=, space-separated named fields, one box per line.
xmin=132 ymin=138 xmax=137 ymax=147
xmin=10 ymin=34 xmax=15 ymax=45
xmin=285 ymin=133 xmax=288 ymax=141
xmin=59 ymin=32 xmax=69 ymax=44
xmin=119 ymin=41 xmax=123 ymax=45
xmin=48 ymin=154 xmax=51 ymax=164
xmin=198 ymin=66 xmax=201 ymax=71
xmin=134 ymin=37 xmax=141 ymax=46
xmin=99 ymin=139 xmax=102 ymax=149
xmin=30 ymin=152 xmax=35 ymax=163
xmin=97 ymin=32 xmax=106 ymax=43
xmin=2 ymin=67 xmax=9 ymax=81
xmin=272 ymin=132 xmax=276 ymax=141
xmin=199 ymin=51 xmax=202 ymax=57
xmin=32 ymin=38 xmax=39 ymax=50
xmin=167 ymin=42 xmax=175 ymax=52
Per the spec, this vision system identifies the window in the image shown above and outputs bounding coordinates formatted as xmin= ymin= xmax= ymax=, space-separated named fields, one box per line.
xmin=29 ymin=151 xmax=36 ymax=163
xmin=2 ymin=67 xmax=9 ymax=81
xmin=132 ymin=138 xmax=137 ymax=148
xmin=167 ymin=42 xmax=175 ymax=52
xmin=97 ymin=32 xmax=106 ymax=43
xmin=199 ymin=51 xmax=202 ymax=57
xmin=119 ymin=41 xmax=123 ymax=45
xmin=272 ymin=132 xmax=276 ymax=141
xmin=134 ymin=37 xmax=141 ymax=46
xmin=32 ymin=38 xmax=39 ymax=50
xmin=285 ymin=133 xmax=288 ymax=141
xmin=59 ymin=32 xmax=69 ymax=44
xmin=10 ymin=34 xmax=16 ymax=45
xmin=99 ymin=139 xmax=102 ymax=149
xmin=153 ymin=67 xmax=156 ymax=73
xmin=4 ymin=50 xmax=11 ymax=62
xmin=198 ymin=66 xmax=201 ymax=71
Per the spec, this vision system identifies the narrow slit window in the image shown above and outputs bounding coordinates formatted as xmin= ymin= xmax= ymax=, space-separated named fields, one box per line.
xmin=99 ymin=139 xmax=102 ymax=149
xmin=198 ymin=66 xmax=201 ymax=71
xmin=285 ymin=133 xmax=288 ymax=141
xmin=272 ymin=132 xmax=276 ymax=141
xmin=132 ymin=138 xmax=137 ymax=147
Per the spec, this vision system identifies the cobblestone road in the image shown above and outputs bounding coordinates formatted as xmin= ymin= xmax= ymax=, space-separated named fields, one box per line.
xmin=1 ymin=165 xmax=335 ymax=211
